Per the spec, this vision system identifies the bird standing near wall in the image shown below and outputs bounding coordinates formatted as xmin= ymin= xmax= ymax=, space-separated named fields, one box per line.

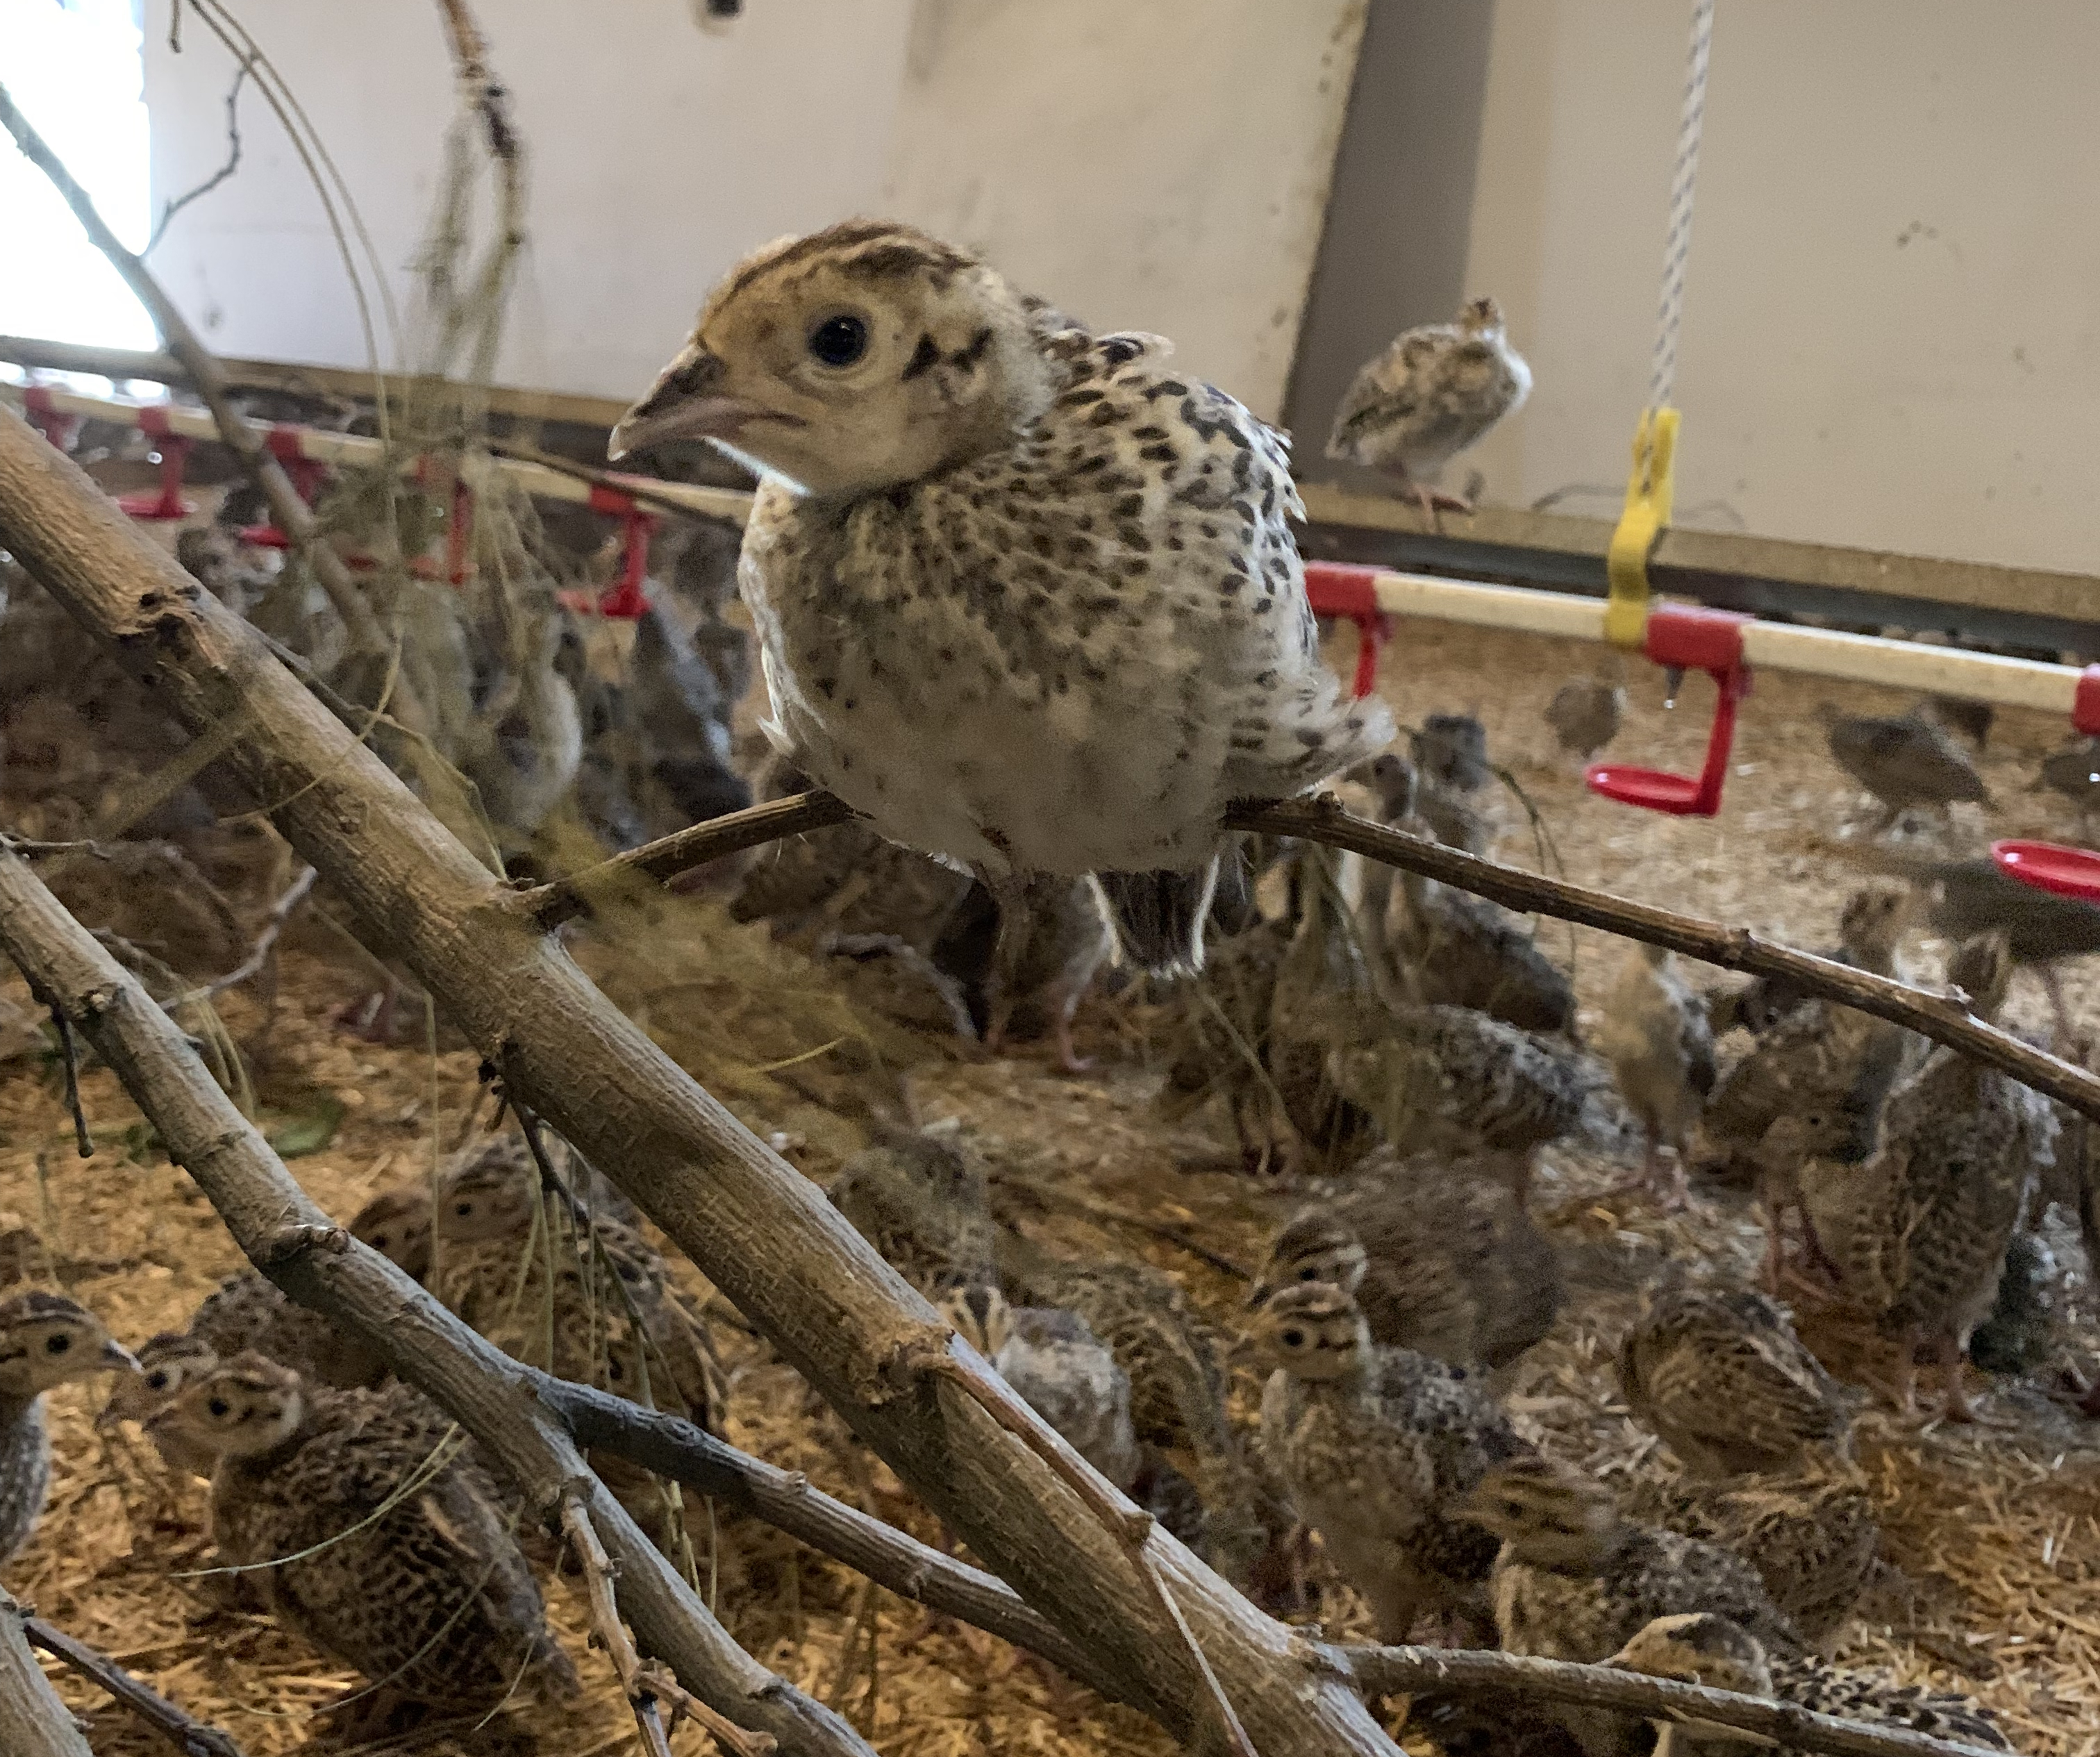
xmin=611 ymin=220 xmax=1390 ymax=978
xmin=1326 ymin=297 xmax=1532 ymax=515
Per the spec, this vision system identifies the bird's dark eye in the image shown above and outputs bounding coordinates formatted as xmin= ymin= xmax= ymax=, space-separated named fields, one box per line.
xmin=1297 ymin=1265 xmax=1317 ymax=1282
xmin=1281 ymin=1328 xmax=1305 ymax=1349
xmin=44 ymin=1334 xmax=69 ymax=1355
xmin=455 ymin=1202 xmax=473 ymax=1218
xmin=208 ymin=1397 xmax=230 ymax=1418
xmin=147 ymin=1370 xmax=170 ymax=1391
xmin=808 ymin=315 xmax=869 ymax=368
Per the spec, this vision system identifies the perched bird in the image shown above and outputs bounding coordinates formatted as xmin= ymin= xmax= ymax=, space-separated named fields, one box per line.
xmin=347 ymin=1183 xmax=434 ymax=1283
xmin=942 ymin=1283 xmax=1140 ymax=1492
xmin=613 ymin=219 xmax=1390 ymax=974
xmin=1545 ymin=677 xmax=1625 ymax=763
xmin=186 ymin=1270 xmax=384 ymax=1390
xmin=152 ymin=1354 xmax=574 ymax=1725
xmin=1326 ymin=297 xmax=1532 ymax=515
xmin=1597 ymin=944 xmax=1716 ymax=1208
xmin=1731 ymin=883 xmax=1907 ymax=1038
xmin=828 ymin=1124 xmax=997 ymax=1298
xmin=1608 ymin=1612 xmax=2006 ymax=1757
xmin=1638 ymin=1472 xmax=1878 ymax=1648
xmin=97 ymin=1331 xmax=222 ymax=1478
xmin=1821 ymin=706 xmax=1990 ymax=830
xmin=1808 ymin=933 xmax=2050 ymax=1419
xmin=1247 ymin=1149 xmax=1562 ymax=1372
xmin=0 ymin=1292 xmax=136 ymax=1563
xmin=1461 ymin=1455 xmax=1800 ymax=1673
xmin=1617 ymin=1282 xmax=1851 ymax=1476
xmin=1245 ymin=1282 xmax=1533 ymax=1643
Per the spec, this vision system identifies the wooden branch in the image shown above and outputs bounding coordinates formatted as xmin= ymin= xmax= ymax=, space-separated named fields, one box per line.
xmin=1228 ymin=797 xmax=2100 ymax=1125
xmin=19 ymin=1610 xmax=243 ymax=1757
xmin=511 ymin=792 xmax=861 ymax=928
xmin=1325 ymin=1642 xmax=2011 ymax=1757
xmin=536 ymin=1377 xmax=1112 ymax=1694
xmin=0 ymin=850 xmax=873 ymax=1757
xmin=0 ymin=405 xmax=1401 ymax=1756
xmin=0 ymin=1596 xmax=91 ymax=1757
xmin=0 ymin=81 xmax=398 ymax=676
xmin=562 ymin=1499 xmax=774 ymax=1757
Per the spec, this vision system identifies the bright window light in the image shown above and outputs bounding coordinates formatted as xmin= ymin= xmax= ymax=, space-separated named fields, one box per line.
xmin=0 ymin=0 xmax=154 ymax=349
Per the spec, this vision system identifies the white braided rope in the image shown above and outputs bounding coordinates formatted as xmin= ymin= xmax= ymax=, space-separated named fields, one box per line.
xmin=1649 ymin=0 xmax=1716 ymax=413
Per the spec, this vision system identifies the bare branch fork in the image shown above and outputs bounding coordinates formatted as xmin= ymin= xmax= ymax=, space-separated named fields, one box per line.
xmin=0 ymin=405 xmax=1399 ymax=1755
xmin=517 ymin=788 xmax=2100 ymax=1126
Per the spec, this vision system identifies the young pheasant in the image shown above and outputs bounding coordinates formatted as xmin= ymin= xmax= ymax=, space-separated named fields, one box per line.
xmin=1545 ymin=677 xmax=1625 ymax=764
xmin=97 ymin=1331 xmax=222 ymax=1478
xmin=185 ymin=1272 xmax=384 ymax=1390
xmin=1808 ymin=933 xmax=2050 ymax=1419
xmin=1821 ymin=706 xmax=1990 ymax=831
xmin=1597 ymin=942 xmax=1716 ymax=1208
xmin=1326 ymin=297 xmax=1532 ymax=515
xmin=1459 ymin=1455 xmax=1801 ymax=1666
xmin=1617 ymin=1281 xmax=1851 ymax=1476
xmin=346 ymin=1183 xmax=434 ymax=1283
xmin=1244 ymin=1282 xmax=1533 ymax=1643
xmin=1247 ymin=1149 xmax=1562 ymax=1372
xmin=612 ymin=220 xmax=1390 ymax=975
xmin=1608 ymin=1612 xmax=2006 ymax=1757
xmin=0 ymin=1292 xmax=136 ymax=1564
xmin=151 ymin=1354 xmax=574 ymax=1726
xmin=827 ymin=1124 xmax=998 ymax=1299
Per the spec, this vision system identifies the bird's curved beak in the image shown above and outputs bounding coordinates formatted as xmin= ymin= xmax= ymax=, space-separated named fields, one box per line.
xmin=99 ymin=1338 xmax=140 ymax=1372
xmin=608 ymin=344 xmax=769 ymax=459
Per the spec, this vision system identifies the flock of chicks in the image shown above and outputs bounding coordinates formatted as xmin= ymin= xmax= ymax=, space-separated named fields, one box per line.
xmin=2 ymin=1135 xmax=736 ymax=1736
xmin=713 ymin=678 xmax=2100 ymax=1755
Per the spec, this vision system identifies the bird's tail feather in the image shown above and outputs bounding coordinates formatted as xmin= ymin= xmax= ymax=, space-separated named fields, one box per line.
xmin=1090 ymin=863 xmax=1218 ymax=978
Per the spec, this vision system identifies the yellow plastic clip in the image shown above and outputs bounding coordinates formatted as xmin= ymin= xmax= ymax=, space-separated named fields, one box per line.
xmin=1604 ymin=406 xmax=1679 ymax=649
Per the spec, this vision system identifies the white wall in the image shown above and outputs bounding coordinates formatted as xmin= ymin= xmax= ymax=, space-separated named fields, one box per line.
xmin=140 ymin=0 xmax=1362 ymax=419
xmin=1451 ymin=0 xmax=2100 ymax=574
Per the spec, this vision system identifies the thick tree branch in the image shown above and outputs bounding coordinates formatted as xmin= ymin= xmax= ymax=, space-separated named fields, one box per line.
xmin=19 ymin=1611 xmax=242 ymax=1757
xmin=1324 ymin=1642 xmax=2010 ymax=1757
xmin=0 ymin=403 xmax=1399 ymax=1756
xmin=0 ymin=1596 xmax=90 ymax=1757
xmin=0 ymin=851 xmax=873 ymax=1757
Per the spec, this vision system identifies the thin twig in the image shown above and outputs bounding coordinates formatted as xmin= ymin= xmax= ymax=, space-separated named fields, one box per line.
xmin=1326 ymin=1642 xmax=2010 ymax=1757
xmin=22 ymin=1610 xmax=244 ymax=1757
xmin=0 ymin=839 xmax=113 ymax=860
xmin=199 ymin=865 xmax=315 ymax=998
xmin=1228 ymin=794 xmax=2100 ymax=1126
xmin=45 ymin=1006 xmax=91 ymax=1158
xmin=510 ymin=792 xmax=862 ymax=927
xmin=561 ymin=1499 xmax=776 ymax=1757
xmin=145 ymin=53 xmax=251 ymax=255
xmin=988 ymin=1171 xmax=1251 ymax=1280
